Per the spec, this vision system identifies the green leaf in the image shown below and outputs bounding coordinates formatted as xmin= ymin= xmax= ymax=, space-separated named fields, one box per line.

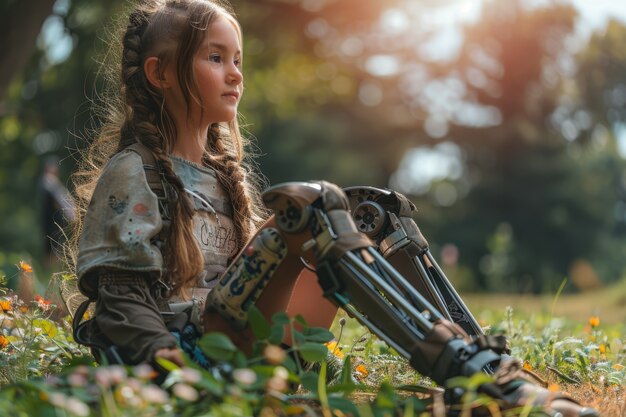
xmin=375 ymin=382 xmax=398 ymax=408
xmin=268 ymin=324 xmax=285 ymax=345
xmin=340 ymin=354 xmax=353 ymax=385
xmin=282 ymin=354 xmax=298 ymax=374
xmin=198 ymin=332 xmax=239 ymax=361
xmin=302 ymin=327 xmax=334 ymax=343
xmin=271 ymin=312 xmax=290 ymax=326
xmin=196 ymin=372 xmax=224 ymax=396
xmin=327 ymin=382 xmax=363 ymax=394
xmin=294 ymin=314 xmax=308 ymax=327
xmin=395 ymin=384 xmax=436 ymax=394
xmin=297 ymin=342 xmax=328 ymax=362
xmin=299 ymin=371 xmax=319 ymax=394
xmin=293 ymin=331 xmax=306 ymax=346
xmin=248 ymin=306 xmax=271 ymax=340
xmin=328 ymin=397 xmax=360 ymax=416
xmin=32 ymin=319 xmax=57 ymax=338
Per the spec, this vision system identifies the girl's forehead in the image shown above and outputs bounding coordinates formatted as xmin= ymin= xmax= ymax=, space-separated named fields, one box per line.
xmin=203 ymin=15 xmax=242 ymax=50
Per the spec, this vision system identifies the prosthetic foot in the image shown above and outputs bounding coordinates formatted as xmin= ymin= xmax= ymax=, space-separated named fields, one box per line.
xmin=205 ymin=181 xmax=598 ymax=417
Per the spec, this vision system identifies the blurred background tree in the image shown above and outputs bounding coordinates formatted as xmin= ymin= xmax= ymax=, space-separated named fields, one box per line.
xmin=1 ymin=0 xmax=626 ymax=294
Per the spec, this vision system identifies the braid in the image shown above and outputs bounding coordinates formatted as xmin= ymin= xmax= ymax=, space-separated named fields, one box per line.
xmin=117 ymin=4 xmax=203 ymax=290
xmin=204 ymin=124 xmax=254 ymax=251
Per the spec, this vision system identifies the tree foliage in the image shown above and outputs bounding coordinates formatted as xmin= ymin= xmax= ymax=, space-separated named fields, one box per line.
xmin=1 ymin=0 xmax=626 ymax=292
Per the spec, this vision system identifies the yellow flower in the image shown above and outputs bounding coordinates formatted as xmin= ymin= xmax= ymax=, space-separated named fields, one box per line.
xmin=18 ymin=261 xmax=33 ymax=273
xmin=612 ymin=364 xmax=624 ymax=371
xmin=0 ymin=299 xmax=11 ymax=312
xmin=599 ymin=344 xmax=606 ymax=354
xmin=588 ymin=316 xmax=600 ymax=328
xmin=325 ymin=340 xmax=344 ymax=359
xmin=0 ymin=335 xmax=8 ymax=349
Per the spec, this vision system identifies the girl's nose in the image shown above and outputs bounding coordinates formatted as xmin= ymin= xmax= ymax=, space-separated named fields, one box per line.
xmin=228 ymin=65 xmax=243 ymax=85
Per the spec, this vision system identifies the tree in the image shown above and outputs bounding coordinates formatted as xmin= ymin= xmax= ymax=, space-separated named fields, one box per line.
xmin=0 ymin=0 xmax=56 ymax=105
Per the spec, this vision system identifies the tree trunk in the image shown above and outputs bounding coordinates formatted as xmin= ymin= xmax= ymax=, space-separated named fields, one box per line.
xmin=0 ymin=0 xmax=56 ymax=105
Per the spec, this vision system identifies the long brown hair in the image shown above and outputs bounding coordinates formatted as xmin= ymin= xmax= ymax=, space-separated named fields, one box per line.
xmin=69 ymin=0 xmax=268 ymax=294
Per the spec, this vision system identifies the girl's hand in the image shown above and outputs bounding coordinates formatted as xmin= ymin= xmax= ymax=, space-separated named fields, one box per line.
xmin=154 ymin=347 xmax=185 ymax=367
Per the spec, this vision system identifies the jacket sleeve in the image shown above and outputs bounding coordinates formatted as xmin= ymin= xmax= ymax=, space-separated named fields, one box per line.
xmin=90 ymin=269 xmax=178 ymax=364
xmin=77 ymin=149 xmax=164 ymax=296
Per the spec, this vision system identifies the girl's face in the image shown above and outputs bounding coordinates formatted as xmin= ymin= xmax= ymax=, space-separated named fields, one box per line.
xmin=193 ymin=16 xmax=243 ymax=125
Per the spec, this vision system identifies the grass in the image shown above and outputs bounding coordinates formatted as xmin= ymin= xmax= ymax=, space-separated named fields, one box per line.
xmin=326 ymin=278 xmax=626 ymax=416
xmin=0 ymin=262 xmax=624 ymax=416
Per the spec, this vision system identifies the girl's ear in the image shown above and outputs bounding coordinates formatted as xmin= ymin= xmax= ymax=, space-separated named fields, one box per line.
xmin=144 ymin=56 xmax=171 ymax=89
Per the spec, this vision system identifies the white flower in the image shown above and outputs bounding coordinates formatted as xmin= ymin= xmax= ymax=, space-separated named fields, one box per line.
xmin=140 ymin=385 xmax=169 ymax=404
xmin=273 ymin=366 xmax=289 ymax=380
xmin=133 ymin=363 xmax=155 ymax=379
xmin=172 ymin=383 xmax=199 ymax=402
xmin=180 ymin=367 xmax=202 ymax=384
xmin=108 ymin=365 xmax=127 ymax=384
xmin=233 ymin=368 xmax=257 ymax=386
xmin=67 ymin=372 xmax=87 ymax=387
xmin=48 ymin=392 xmax=68 ymax=408
xmin=65 ymin=397 xmax=90 ymax=416
xmin=95 ymin=368 xmax=111 ymax=387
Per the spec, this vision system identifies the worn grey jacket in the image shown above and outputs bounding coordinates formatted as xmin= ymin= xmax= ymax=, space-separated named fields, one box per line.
xmin=76 ymin=149 xmax=237 ymax=363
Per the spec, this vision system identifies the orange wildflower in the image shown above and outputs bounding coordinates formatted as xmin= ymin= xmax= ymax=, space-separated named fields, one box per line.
xmin=588 ymin=316 xmax=600 ymax=328
xmin=0 ymin=335 xmax=8 ymax=349
xmin=18 ymin=261 xmax=33 ymax=273
xmin=599 ymin=344 xmax=606 ymax=354
xmin=355 ymin=364 xmax=368 ymax=378
xmin=0 ymin=299 xmax=11 ymax=312
xmin=612 ymin=364 xmax=624 ymax=371
xmin=548 ymin=383 xmax=560 ymax=393
xmin=34 ymin=295 xmax=51 ymax=311
xmin=523 ymin=361 xmax=533 ymax=371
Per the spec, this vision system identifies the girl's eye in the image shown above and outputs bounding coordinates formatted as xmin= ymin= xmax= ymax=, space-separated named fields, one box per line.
xmin=209 ymin=54 xmax=222 ymax=63
xmin=234 ymin=58 xmax=242 ymax=67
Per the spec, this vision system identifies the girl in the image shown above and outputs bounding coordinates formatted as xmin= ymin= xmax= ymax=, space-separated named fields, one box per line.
xmin=70 ymin=2 xmax=597 ymax=415
xmin=71 ymin=0 xmax=336 ymax=368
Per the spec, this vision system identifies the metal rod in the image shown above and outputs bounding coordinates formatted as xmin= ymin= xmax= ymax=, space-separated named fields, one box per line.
xmin=366 ymin=247 xmax=445 ymax=321
xmin=424 ymin=251 xmax=483 ymax=335
xmin=338 ymin=258 xmax=423 ymax=337
xmin=344 ymin=251 xmax=434 ymax=333
xmin=340 ymin=303 xmax=411 ymax=358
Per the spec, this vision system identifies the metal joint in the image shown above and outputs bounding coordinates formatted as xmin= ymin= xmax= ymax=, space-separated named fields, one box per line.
xmin=379 ymin=213 xmax=410 ymax=257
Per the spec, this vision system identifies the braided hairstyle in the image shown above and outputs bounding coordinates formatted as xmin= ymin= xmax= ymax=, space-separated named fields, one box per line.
xmin=70 ymin=0 xmax=267 ymax=294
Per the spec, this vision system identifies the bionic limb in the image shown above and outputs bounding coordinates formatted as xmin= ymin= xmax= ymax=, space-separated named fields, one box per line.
xmin=205 ymin=181 xmax=597 ymax=417
xmin=344 ymin=186 xmax=484 ymax=337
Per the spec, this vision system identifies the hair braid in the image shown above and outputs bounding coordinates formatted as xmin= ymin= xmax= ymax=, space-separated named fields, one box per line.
xmin=117 ymin=5 xmax=203 ymax=291
xmin=204 ymin=124 xmax=253 ymax=251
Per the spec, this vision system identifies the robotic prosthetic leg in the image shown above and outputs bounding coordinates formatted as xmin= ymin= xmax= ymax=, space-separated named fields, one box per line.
xmin=205 ymin=181 xmax=597 ymax=417
xmin=344 ymin=186 xmax=484 ymax=338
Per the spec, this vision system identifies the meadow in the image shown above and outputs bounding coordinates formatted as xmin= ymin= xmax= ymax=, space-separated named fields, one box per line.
xmin=0 ymin=262 xmax=623 ymax=416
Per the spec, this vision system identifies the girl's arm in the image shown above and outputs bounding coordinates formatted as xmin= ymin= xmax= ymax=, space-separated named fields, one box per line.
xmin=90 ymin=269 xmax=179 ymax=365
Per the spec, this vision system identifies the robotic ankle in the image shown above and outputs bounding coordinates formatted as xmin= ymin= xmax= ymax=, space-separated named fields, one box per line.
xmin=408 ymin=320 xmax=505 ymax=386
